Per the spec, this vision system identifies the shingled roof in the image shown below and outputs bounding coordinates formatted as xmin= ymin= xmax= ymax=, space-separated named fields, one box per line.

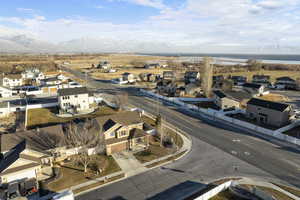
xmin=243 ymin=83 xmax=263 ymax=89
xmin=247 ymin=98 xmax=290 ymax=112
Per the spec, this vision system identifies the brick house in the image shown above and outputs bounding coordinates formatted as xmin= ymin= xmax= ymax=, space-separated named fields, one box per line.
xmin=97 ymin=111 xmax=150 ymax=155
xmin=246 ymin=98 xmax=292 ymax=127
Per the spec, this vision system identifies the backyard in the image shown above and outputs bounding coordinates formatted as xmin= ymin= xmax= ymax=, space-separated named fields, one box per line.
xmin=26 ymin=106 xmax=118 ymax=128
xmin=47 ymin=154 xmax=121 ymax=192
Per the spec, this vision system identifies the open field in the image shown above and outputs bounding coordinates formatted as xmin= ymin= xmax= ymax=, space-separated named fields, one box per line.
xmin=58 ymin=54 xmax=177 ymax=69
xmin=91 ymin=68 xmax=170 ymax=80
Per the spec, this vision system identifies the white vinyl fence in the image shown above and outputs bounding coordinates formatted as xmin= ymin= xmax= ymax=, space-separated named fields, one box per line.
xmin=140 ymin=89 xmax=300 ymax=146
xmin=194 ymin=181 xmax=233 ymax=200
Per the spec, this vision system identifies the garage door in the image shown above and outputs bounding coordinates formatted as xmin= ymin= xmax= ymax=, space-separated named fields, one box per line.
xmin=110 ymin=142 xmax=128 ymax=154
xmin=50 ymin=88 xmax=57 ymax=93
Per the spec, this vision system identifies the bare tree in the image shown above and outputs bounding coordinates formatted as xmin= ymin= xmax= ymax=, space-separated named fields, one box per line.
xmin=65 ymin=120 xmax=104 ymax=173
xmin=115 ymin=92 xmax=129 ymax=111
xmin=155 ymin=114 xmax=165 ymax=147
xmin=247 ymin=59 xmax=262 ymax=72
xmin=202 ymin=57 xmax=213 ymax=97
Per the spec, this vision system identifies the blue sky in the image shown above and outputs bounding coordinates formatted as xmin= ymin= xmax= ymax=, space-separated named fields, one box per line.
xmin=0 ymin=0 xmax=300 ymax=53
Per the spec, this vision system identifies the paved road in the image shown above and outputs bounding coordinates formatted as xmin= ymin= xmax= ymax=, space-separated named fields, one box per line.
xmin=62 ymin=67 xmax=300 ymax=199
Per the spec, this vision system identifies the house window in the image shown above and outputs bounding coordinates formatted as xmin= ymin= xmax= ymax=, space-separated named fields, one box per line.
xmin=75 ymin=95 xmax=78 ymax=98
xmin=119 ymin=130 xmax=127 ymax=136
xmin=110 ymin=132 xmax=115 ymax=137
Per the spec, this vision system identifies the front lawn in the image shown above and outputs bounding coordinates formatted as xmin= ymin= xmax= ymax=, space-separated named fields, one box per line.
xmin=134 ymin=140 xmax=175 ymax=163
xmin=47 ymin=154 xmax=121 ymax=192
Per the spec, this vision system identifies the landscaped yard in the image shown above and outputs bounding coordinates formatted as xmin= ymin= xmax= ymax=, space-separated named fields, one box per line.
xmin=47 ymin=154 xmax=121 ymax=192
xmin=134 ymin=140 xmax=175 ymax=163
xmin=26 ymin=106 xmax=118 ymax=127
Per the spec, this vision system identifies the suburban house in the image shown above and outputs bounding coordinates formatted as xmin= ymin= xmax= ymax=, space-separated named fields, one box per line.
xmin=274 ymin=76 xmax=296 ymax=90
xmin=246 ymin=98 xmax=292 ymax=127
xmin=144 ymin=63 xmax=160 ymax=69
xmin=40 ymin=77 xmax=62 ymax=86
xmin=97 ymin=61 xmax=111 ymax=70
xmin=2 ymin=74 xmax=24 ymax=88
xmin=21 ymin=68 xmax=40 ymax=80
xmin=242 ymin=83 xmax=265 ymax=96
xmin=0 ymin=140 xmax=53 ymax=198
xmin=156 ymin=80 xmax=177 ymax=96
xmin=184 ymin=71 xmax=200 ymax=84
xmin=213 ymin=90 xmax=240 ymax=110
xmin=213 ymin=75 xmax=224 ymax=87
xmin=96 ymin=111 xmax=150 ymax=155
xmin=230 ymin=76 xmax=247 ymax=85
xmin=252 ymin=75 xmax=271 ymax=86
xmin=163 ymin=71 xmax=176 ymax=81
xmin=57 ymin=87 xmax=94 ymax=113
xmin=122 ymin=72 xmax=135 ymax=83
xmin=139 ymin=73 xmax=156 ymax=82
xmin=185 ymin=83 xmax=201 ymax=96
xmin=0 ymin=86 xmax=13 ymax=98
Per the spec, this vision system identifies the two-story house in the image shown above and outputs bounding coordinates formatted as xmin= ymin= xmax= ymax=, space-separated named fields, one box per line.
xmin=122 ymin=72 xmax=135 ymax=83
xmin=246 ymin=98 xmax=292 ymax=127
xmin=97 ymin=111 xmax=150 ymax=155
xmin=230 ymin=76 xmax=247 ymax=86
xmin=252 ymin=75 xmax=271 ymax=86
xmin=2 ymin=74 xmax=24 ymax=88
xmin=213 ymin=90 xmax=240 ymax=110
xmin=57 ymin=87 xmax=94 ymax=113
xmin=242 ymin=83 xmax=265 ymax=96
xmin=274 ymin=76 xmax=296 ymax=90
xmin=184 ymin=71 xmax=200 ymax=84
xmin=163 ymin=71 xmax=176 ymax=81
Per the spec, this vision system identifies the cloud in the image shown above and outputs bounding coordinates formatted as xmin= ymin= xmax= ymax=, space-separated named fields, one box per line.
xmin=107 ymin=0 xmax=166 ymax=9
xmin=1 ymin=0 xmax=300 ymax=53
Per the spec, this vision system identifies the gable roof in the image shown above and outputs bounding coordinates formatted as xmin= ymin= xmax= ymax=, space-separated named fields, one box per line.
xmin=247 ymin=98 xmax=290 ymax=112
xmin=57 ymin=87 xmax=89 ymax=96
xmin=5 ymin=74 xmax=22 ymax=79
xmin=253 ymin=75 xmax=270 ymax=79
xmin=1 ymin=125 xmax=65 ymax=152
xmin=213 ymin=90 xmax=226 ymax=98
xmin=276 ymin=76 xmax=295 ymax=82
xmin=243 ymin=83 xmax=262 ymax=89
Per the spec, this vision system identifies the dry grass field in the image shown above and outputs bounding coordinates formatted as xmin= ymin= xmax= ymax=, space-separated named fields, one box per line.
xmin=57 ymin=54 xmax=177 ymax=69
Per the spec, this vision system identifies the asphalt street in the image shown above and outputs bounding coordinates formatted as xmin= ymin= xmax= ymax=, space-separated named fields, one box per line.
xmin=62 ymin=67 xmax=300 ymax=199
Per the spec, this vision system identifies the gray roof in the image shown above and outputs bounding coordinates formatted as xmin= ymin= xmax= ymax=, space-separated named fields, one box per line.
xmin=213 ymin=90 xmax=226 ymax=98
xmin=243 ymin=83 xmax=262 ymax=89
xmin=276 ymin=76 xmax=295 ymax=82
xmin=247 ymin=98 xmax=290 ymax=112
xmin=57 ymin=87 xmax=89 ymax=96
xmin=1 ymin=125 xmax=65 ymax=152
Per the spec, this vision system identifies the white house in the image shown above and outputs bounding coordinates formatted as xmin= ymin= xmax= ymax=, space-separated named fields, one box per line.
xmin=57 ymin=87 xmax=94 ymax=113
xmin=0 ymin=86 xmax=13 ymax=98
xmin=2 ymin=74 xmax=24 ymax=88
xmin=242 ymin=83 xmax=265 ymax=96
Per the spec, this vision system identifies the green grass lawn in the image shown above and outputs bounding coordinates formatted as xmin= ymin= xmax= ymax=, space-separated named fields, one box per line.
xmin=47 ymin=154 xmax=121 ymax=192
xmin=27 ymin=106 xmax=118 ymax=128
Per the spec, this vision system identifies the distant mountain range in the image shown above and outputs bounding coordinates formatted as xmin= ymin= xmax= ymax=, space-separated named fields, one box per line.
xmin=0 ymin=34 xmax=299 ymax=55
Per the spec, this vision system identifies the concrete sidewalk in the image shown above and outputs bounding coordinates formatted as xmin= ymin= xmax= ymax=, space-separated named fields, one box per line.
xmin=112 ymin=151 xmax=147 ymax=177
